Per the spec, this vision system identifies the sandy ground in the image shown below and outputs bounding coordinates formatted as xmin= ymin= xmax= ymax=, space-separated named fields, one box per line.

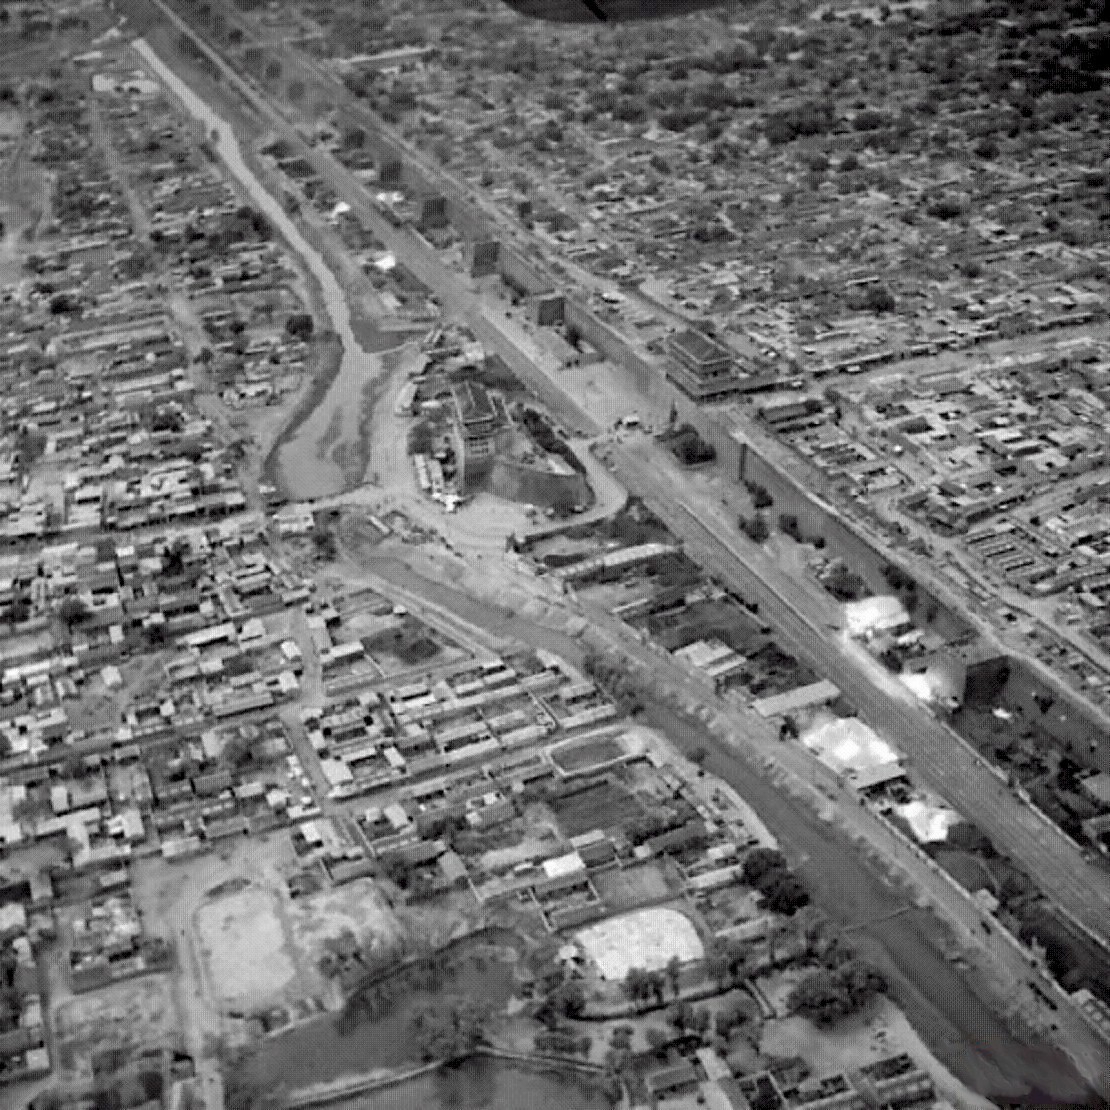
xmin=575 ymin=907 xmax=704 ymax=980
xmin=194 ymin=886 xmax=297 ymax=1008
xmin=362 ymin=343 xmax=422 ymax=494
xmin=286 ymin=878 xmax=403 ymax=965
xmin=277 ymin=344 xmax=385 ymax=498
xmin=760 ymin=996 xmax=996 ymax=1110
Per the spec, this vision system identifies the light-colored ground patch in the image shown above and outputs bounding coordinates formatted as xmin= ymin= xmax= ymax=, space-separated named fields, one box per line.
xmin=195 ymin=886 xmax=296 ymax=1007
xmin=287 ymin=877 xmax=402 ymax=958
xmin=480 ymin=826 xmax=562 ymax=872
xmin=575 ymin=907 xmax=703 ymax=980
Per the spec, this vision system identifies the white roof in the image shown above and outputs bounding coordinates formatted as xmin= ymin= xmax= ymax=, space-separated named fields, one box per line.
xmin=843 ymin=594 xmax=910 ymax=637
xmin=803 ymin=716 xmax=901 ymax=777
xmin=320 ymin=758 xmax=354 ymax=787
xmin=896 ymin=799 xmax=960 ymax=844
xmin=239 ymin=617 xmax=266 ymax=641
xmin=542 ymin=851 xmax=585 ymax=880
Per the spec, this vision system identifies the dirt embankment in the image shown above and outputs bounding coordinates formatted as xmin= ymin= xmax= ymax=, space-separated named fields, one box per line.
xmin=486 ymin=458 xmax=593 ymax=511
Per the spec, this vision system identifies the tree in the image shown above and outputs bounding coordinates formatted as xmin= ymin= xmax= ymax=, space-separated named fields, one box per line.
xmin=410 ymin=996 xmax=489 ymax=1061
xmin=823 ymin=563 xmax=869 ymax=601
xmin=5 ymin=597 xmax=31 ymax=624
xmin=49 ymin=292 xmax=78 ymax=316
xmin=667 ymin=1000 xmax=694 ymax=1031
xmin=715 ymin=997 xmax=752 ymax=1038
xmin=285 ymin=313 xmax=314 ymax=341
xmin=779 ymin=513 xmax=802 ymax=541
xmin=221 ymin=731 xmax=254 ymax=769
xmin=948 ymin=822 xmax=996 ymax=858
xmin=666 ymin=424 xmax=716 ymax=466
xmin=551 ymin=980 xmax=585 ymax=1018
xmin=788 ymin=961 xmax=886 ymax=1026
xmin=762 ymin=872 xmax=810 ymax=916
xmin=839 ymin=959 xmax=886 ymax=1007
xmin=311 ymin=524 xmax=337 ymax=561
xmin=787 ymin=970 xmax=851 ymax=1025
xmin=665 ymin=954 xmax=683 ymax=997
xmin=57 ymin=597 xmax=89 ymax=628
xmin=706 ymin=951 xmax=732 ymax=990
xmin=623 ymin=966 xmax=649 ymax=1004
xmin=742 ymin=848 xmax=789 ymax=887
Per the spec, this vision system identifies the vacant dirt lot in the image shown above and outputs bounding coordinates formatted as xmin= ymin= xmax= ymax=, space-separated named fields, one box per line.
xmin=194 ymin=885 xmax=297 ymax=1010
xmin=575 ymin=907 xmax=704 ymax=980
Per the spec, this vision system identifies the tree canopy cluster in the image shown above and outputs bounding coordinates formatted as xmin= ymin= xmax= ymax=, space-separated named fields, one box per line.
xmin=787 ymin=960 xmax=887 ymax=1026
xmin=662 ymin=423 xmax=717 ymax=466
xmin=742 ymin=848 xmax=810 ymax=915
xmin=409 ymin=996 xmax=489 ymax=1061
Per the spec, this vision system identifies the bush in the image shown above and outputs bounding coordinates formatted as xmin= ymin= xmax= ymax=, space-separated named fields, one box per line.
xmin=747 ymin=482 xmax=774 ymax=509
xmin=822 ymin=563 xmax=869 ymax=601
xmin=741 ymin=514 xmax=770 ymax=543
xmin=779 ymin=513 xmax=803 ymax=541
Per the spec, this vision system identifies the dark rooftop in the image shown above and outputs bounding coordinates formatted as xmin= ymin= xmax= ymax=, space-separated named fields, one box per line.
xmin=452 ymin=380 xmax=497 ymax=425
xmin=670 ymin=328 xmax=732 ymax=367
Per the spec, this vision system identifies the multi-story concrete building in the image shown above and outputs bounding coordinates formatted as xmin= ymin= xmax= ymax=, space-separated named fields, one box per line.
xmin=666 ymin=329 xmax=738 ymax=401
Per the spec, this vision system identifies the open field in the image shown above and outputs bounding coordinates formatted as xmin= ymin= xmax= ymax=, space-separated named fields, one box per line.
xmin=590 ymin=862 xmax=674 ymax=912
xmin=549 ymin=779 xmax=645 ymax=838
xmin=194 ymin=885 xmax=297 ymax=1010
xmin=548 ymin=732 xmax=627 ymax=774
xmin=575 ymin=907 xmax=703 ymax=980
